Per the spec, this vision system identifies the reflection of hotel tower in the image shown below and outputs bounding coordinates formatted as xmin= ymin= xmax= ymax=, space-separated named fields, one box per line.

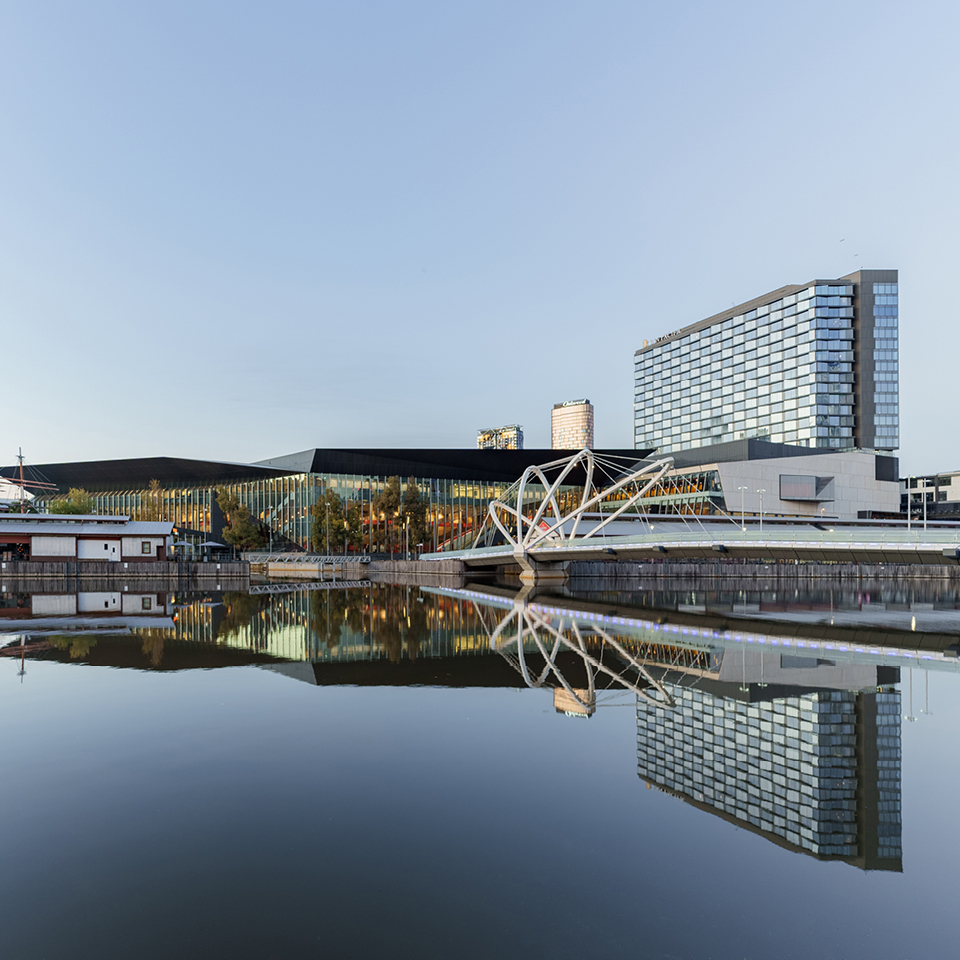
xmin=637 ymin=684 xmax=902 ymax=871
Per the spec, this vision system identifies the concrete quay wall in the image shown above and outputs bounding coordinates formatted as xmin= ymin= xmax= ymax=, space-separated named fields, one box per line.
xmin=0 ymin=560 xmax=249 ymax=583
xmin=567 ymin=560 xmax=960 ymax=581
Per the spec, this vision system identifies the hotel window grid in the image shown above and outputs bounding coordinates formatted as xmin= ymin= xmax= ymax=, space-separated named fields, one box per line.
xmin=634 ymin=274 xmax=898 ymax=454
xmin=637 ymin=685 xmax=902 ymax=869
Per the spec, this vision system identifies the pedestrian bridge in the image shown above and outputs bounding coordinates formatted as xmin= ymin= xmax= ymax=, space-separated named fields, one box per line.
xmin=419 ymin=449 xmax=960 ymax=580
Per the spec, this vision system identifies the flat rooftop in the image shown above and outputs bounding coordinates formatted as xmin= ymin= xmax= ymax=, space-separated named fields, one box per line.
xmin=634 ymin=268 xmax=895 ymax=355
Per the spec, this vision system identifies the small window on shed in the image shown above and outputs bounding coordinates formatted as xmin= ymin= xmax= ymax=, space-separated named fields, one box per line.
xmin=141 ymin=597 xmax=153 ymax=611
xmin=141 ymin=541 xmax=152 ymax=555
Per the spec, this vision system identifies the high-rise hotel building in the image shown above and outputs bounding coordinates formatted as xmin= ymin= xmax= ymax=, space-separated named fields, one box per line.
xmin=634 ymin=269 xmax=899 ymax=454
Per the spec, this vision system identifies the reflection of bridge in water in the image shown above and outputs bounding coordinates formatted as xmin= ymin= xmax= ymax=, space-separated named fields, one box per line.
xmin=474 ymin=590 xmax=677 ymax=713
xmin=2 ymin=581 xmax=917 ymax=871
xmin=430 ymin=584 xmax=906 ymax=873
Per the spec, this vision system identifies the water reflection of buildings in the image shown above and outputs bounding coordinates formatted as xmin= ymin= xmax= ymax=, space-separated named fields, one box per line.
xmin=212 ymin=585 xmax=493 ymax=665
xmin=0 ymin=582 xmax=910 ymax=873
xmin=636 ymin=677 xmax=902 ymax=872
xmin=441 ymin=585 xmax=906 ymax=872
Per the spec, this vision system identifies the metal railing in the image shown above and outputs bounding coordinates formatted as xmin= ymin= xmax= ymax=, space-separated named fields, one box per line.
xmin=246 ymin=553 xmax=371 ymax=564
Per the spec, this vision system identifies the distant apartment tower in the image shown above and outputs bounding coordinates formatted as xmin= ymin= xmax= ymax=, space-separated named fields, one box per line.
xmin=634 ymin=269 xmax=899 ymax=454
xmin=477 ymin=424 xmax=523 ymax=450
xmin=551 ymin=399 xmax=594 ymax=449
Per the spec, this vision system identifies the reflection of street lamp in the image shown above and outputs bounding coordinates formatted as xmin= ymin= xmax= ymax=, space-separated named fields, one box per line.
xmin=922 ymin=670 xmax=933 ymax=716
xmin=905 ymin=668 xmax=918 ymax=722
xmin=738 ymin=486 xmax=748 ymax=531
xmin=756 ymin=488 xmax=766 ymax=533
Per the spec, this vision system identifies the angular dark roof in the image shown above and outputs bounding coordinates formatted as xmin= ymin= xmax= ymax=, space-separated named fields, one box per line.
xmin=668 ymin=439 xmax=831 ymax=469
xmin=0 ymin=457 xmax=293 ymax=492
xmin=2 ymin=449 xmax=657 ymax=491
xmin=254 ymin=448 xmax=655 ymax=483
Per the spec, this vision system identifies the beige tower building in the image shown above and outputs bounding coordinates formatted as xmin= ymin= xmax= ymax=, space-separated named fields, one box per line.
xmin=551 ymin=399 xmax=594 ymax=449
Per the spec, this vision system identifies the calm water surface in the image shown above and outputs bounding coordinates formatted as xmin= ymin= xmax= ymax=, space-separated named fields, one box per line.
xmin=2 ymin=579 xmax=960 ymax=959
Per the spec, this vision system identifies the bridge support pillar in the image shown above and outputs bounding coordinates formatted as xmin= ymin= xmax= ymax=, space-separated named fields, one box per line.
xmin=514 ymin=548 xmax=569 ymax=585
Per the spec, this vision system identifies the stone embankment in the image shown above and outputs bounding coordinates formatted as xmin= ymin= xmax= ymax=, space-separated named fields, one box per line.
xmin=0 ymin=559 xmax=249 ymax=585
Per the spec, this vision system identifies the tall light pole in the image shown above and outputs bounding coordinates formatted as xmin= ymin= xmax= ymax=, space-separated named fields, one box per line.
xmin=325 ymin=500 xmax=330 ymax=556
xmin=756 ymin=488 xmax=766 ymax=534
xmin=907 ymin=476 xmax=912 ymax=531
xmin=738 ymin=486 xmax=748 ymax=531
xmin=923 ymin=477 xmax=929 ymax=531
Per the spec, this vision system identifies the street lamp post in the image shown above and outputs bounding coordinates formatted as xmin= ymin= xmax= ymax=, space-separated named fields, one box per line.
xmin=738 ymin=486 xmax=748 ymax=531
xmin=756 ymin=489 xmax=766 ymax=534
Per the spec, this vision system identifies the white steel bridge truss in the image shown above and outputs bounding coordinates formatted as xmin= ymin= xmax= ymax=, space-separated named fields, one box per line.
xmin=474 ymin=448 xmax=674 ymax=555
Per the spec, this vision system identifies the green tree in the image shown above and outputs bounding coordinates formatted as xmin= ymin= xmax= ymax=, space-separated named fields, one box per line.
xmin=402 ymin=477 xmax=428 ymax=555
xmin=310 ymin=586 xmax=366 ymax=650
xmin=345 ymin=501 xmax=365 ymax=552
xmin=217 ymin=591 xmax=270 ymax=640
xmin=143 ymin=479 xmax=164 ymax=521
xmin=50 ymin=488 xmax=95 ymax=515
xmin=5 ymin=498 xmax=38 ymax=514
xmin=311 ymin=488 xmax=346 ymax=553
xmin=372 ymin=476 xmax=402 ymax=555
xmin=216 ymin=487 xmax=266 ymax=551
xmin=50 ymin=634 xmax=97 ymax=659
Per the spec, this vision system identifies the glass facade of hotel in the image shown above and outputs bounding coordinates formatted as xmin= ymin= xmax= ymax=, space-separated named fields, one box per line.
xmin=637 ymin=684 xmax=902 ymax=870
xmin=634 ymin=270 xmax=898 ymax=455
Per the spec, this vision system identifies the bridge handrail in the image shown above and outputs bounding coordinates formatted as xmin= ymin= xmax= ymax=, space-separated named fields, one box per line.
xmin=246 ymin=553 xmax=371 ymax=564
xmin=422 ymin=522 xmax=960 ymax=561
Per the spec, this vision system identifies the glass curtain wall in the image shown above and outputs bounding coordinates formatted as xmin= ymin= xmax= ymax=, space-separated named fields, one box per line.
xmin=50 ymin=473 xmax=510 ymax=553
xmin=635 ymin=284 xmax=857 ymax=453
xmin=872 ymin=282 xmax=899 ymax=449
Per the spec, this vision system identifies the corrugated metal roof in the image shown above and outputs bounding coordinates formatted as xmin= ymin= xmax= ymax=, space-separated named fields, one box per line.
xmin=0 ymin=514 xmax=130 ymax=523
xmin=0 ymin=519 xmax=173 ymax=536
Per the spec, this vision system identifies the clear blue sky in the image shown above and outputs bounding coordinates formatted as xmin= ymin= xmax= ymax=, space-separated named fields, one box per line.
xmin=2 ymin=1 xmax=957 ymax=472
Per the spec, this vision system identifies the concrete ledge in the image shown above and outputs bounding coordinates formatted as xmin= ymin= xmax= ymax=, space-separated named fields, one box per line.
xmin=568 ymin=560 xmax=960 ymax=580
xmin=0 ymin=560 xmax=249 ymax=580
xmin=369 ymin=559 xmax=465 ymax=576
xmin=258 ymin=561 xmax=370 ymax=580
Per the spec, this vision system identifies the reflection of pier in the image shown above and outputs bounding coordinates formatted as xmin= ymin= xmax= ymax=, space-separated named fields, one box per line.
xmin=248 ymin=580 xmax=369 ymax=595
